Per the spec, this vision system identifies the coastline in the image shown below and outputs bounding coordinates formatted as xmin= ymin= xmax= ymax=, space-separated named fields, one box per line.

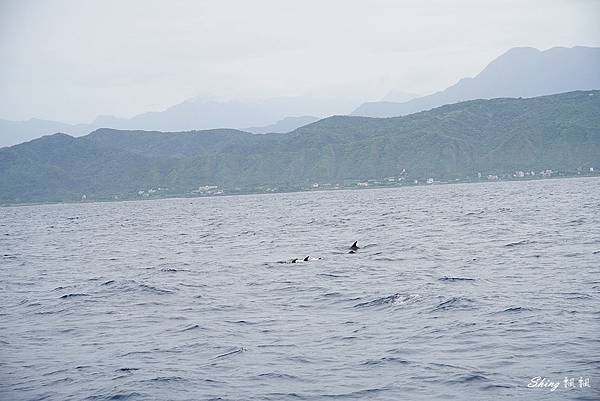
xmin=2 ymin=173 xmax=599 ymax=209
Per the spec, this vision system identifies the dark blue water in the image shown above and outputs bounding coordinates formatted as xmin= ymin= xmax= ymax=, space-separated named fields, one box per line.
xmin=1 ymin=178 xmax=599 ymax=400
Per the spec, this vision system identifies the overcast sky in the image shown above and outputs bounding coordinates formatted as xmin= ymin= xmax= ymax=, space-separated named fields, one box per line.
xmin=1 ymin=0 xmax=599 ymax=123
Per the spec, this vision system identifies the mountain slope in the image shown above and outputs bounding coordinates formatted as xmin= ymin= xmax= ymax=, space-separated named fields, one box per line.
xmin=1 ymin=91 xmax=599 ymax=204
xmin=0 ymin=134 xmax=174 ymax=203
xmin=0 ymin=118 xmax=92 ymax=148
xmin=4 ymin=46 xmax=598 ymax=147
xmin=91 ymin=96 xmax=356 ymax=132
xmin=244 ymin=116 xmax=320 ymax=134
xmin=86 ymin=128 xmax=265 ymax=158
xmin=0 ymin=97 xmax=353 ymax=148
xmin=352 ymin=46 xmax=600 ymax=117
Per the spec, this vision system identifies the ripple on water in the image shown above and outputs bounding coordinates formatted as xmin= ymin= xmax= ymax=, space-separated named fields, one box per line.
xmin=354 ymin=293 xmax=421 ymax=308
xmin=439 ymin=276 xmax=476 ymax=282
xmin=88 ymin=392 xmax=143 ymax=400
xmin=214 ymin=347 xmax=248 ymax=359
xmin=432 ymin=297 xmax=475 ymax=312
xmin=497 ymin=307 xmax=535 ymax=313
xmin=1 ymin=177 xmax=599 ymax=401
xmin=59 ymin=293 xmax=88 ymax=299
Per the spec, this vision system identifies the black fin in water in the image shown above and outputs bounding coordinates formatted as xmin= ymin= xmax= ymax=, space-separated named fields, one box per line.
xmin=291 ymin=258 xmax=298 ymax=263
xmin=303 ymin=256 xmax=310 ymax=262
xmin=350 ymin=241 xmax=359 ymax=250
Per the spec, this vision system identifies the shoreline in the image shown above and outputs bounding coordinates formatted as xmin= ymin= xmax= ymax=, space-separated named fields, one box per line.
xmin=2 ymin=173 xmax=599 ymax=209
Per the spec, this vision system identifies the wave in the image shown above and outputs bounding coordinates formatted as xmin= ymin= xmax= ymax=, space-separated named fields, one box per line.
xmin=180 ymin=324 xmax=202 ymax=332
xmin=496 ymin=307 xmax=534 ymax=313
xmin=60 ymin=293 xmax=88 ymax=299
xmin=140 ymin=283 xmax=174 ymax=294
xmin=225 ymin=320 xmax=258 ymax=325
xmin=115 ymin=368 xmax=139 ymax=373
xmin=439 ymin=277 xmax=475 ymax=282
xmin=444 ymin=373 xmax=489 ymax=384
xmin=568 ymin=217 xmax=586 ymax=225
xmin=432 ymin=297 xmax=474 ymax=311
xmin=354 ymin=293 xmax=420 ymax=308
xmin=101 ymin=280 xmax=175 ymax=295
xmin=257 ymin=372 xmax=298 ymax=380
xmin=86 ymin=392 xmax=142 ymax=400
xmin=145 ymin=376 xmax=185 ymax=383
xmin=317 ymin=273 xmax=347 ymax=278
xmin=504 ymin=240 xmax=535 ymax=247
xmin=214 ymin=347 xmax=247 ymax=359
xmin=106 ymin=393 xmax=141 ymax=400
xmin=561 ymin=292 xmax=593 ymax=300
xmin=361 ymin=356 xmax=410 ymax=366
xmin=321 ymin=387 xmax=390 ymax=398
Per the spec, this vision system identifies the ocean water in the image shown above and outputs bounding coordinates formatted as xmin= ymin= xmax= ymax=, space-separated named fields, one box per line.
xmin=1 ymin=177 xmax=599 ymax=401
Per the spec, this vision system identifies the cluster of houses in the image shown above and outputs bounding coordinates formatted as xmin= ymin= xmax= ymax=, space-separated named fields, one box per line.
xmin=192 ymin=185 xmax=223 ymax=195
xmin=125 ymin=166 xmax=597 ymax=200
xmin=301 ymin=166 xmax=597 ymax=191
xmin=480 ymin=169 xmax=555 ymax=181
xmin=137 ymin=187 xmax=169 ymax=197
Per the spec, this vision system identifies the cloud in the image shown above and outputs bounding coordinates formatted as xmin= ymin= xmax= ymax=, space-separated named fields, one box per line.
xmin=1 ymin=0 xmax=599 ymax=122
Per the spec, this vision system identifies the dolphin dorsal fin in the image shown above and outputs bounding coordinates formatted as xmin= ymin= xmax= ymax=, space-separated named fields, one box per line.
xmin=303 ymin=256 xmax=310 ymax=261
xmin=352 ymin=241 xmax=357 ymax=247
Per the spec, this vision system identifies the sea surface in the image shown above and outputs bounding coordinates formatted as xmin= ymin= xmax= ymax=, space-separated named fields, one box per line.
xmin=1 ymin=177 xmax=599 ymax=401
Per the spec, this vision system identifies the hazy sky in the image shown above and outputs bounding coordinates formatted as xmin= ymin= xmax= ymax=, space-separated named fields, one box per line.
xmin=1 ymin=0 xmax=599 ymax=123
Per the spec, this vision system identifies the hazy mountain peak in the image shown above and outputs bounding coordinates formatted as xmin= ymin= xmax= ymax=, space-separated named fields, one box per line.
xmin=501 ymin=46 xmax=540 ymax=55
xmin=381 ymin=89 xmax=419 ymax=103
xmin=352 ymin=46 xmax=600 ymax=118
xmin=244 ymin=115 xmax=320 ymax=134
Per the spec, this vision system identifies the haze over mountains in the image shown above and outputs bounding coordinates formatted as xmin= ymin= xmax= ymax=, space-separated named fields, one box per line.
xmin=91 ymin=96 xmax=354 ymax=133
xmin=2 ymin=90 xmax=598 ymax=204
xmin=0 ymin=119 xmax=92 ymax=149
xmin=1 ymin=46 xmax=599 ymax=204
xmin=1 ymin=46 xmax=599 ymax=148
xmin=0 ymin=97 xmax=355 ymax=147
xmin=352 ymin=46 xmax=600 ymax=117
xmin=244 ymin=116 xmax=320 ymax=135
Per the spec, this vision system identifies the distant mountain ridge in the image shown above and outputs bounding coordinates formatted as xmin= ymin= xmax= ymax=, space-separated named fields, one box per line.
xmin=0 ymin=118 xmax=92 ymax=148
xmin=2 ymin=46 xmax=599 ymax=148
xmin=0 ymin=97 xmax=356 ymax=147
xmin=89 ymin=96 xmax=353 ymax=132
xmin=1 ymin=90 xmax=599 ymax=204
xmin=352 ymin=46 xmax=600 ymax=117
xmin=244 ymin=116 xmax=320 ymax=134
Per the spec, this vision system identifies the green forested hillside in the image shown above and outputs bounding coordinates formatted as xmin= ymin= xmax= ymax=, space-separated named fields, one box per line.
xmin=1 ymin=91 xmax=599 ymax=203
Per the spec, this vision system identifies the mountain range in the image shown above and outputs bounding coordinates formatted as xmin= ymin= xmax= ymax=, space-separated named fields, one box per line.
xmin=243 ymin=116 xmax=320 ymax=135
xmin=1 ymin=46 xmax=599 ymax=148
xmin=1 ymin=90 xmax=598 ymax=204
xmin=351 ymin=46 xmax=600 ymax=117
xmin=90 ymin=96 xmax=354 ymax=132
xmin=0 ymin=97 xmax=354 ymax=147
